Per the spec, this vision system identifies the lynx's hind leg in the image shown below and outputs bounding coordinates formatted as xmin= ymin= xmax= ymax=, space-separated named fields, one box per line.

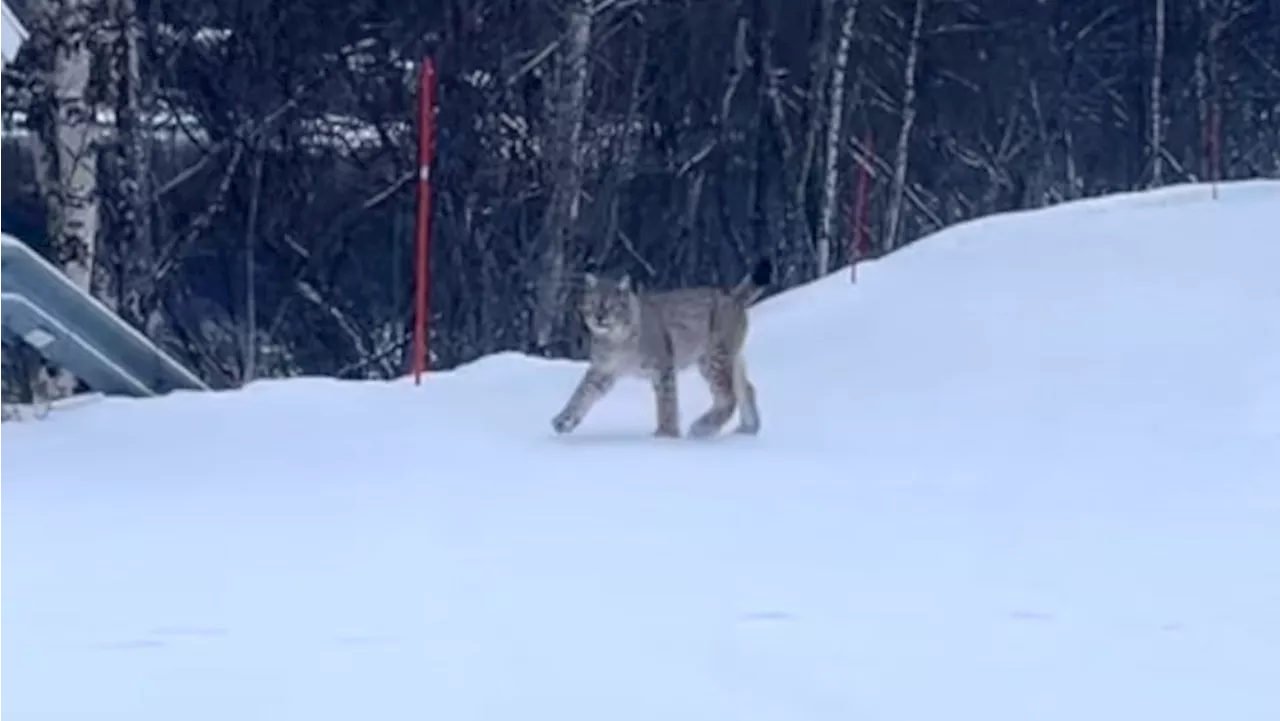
xmin=689 ymin=352 xmax=738 ymax=438
xmin=732 ymin=357 xmax=761 ymax=435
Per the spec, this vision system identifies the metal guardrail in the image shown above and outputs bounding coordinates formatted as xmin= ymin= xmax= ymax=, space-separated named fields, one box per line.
xmin=1 ymin=234 xmax=210 ymax=397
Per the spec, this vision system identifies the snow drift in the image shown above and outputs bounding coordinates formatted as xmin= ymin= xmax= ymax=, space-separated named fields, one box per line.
xmin=3 ymin=180 xmax=1279 ymax=721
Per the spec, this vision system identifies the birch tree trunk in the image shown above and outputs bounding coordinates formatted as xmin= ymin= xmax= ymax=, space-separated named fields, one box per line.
xmin=1063 ymin=126 xmax=1081 ymax=199
xmin=532 ymin=0 xmax=593 ymax=353
xmin=883 ymin=0 xmax=925 ymax=254
xmin=108 ymin=0 xmax=153 ymax=327
xmin=32 ymin=0 xmax=100 ymax=293
xmin=793 ymin=0 xmax=834 ymax=275
xmin=1149 ymin=0 xmax=1165 ymax=186
xmin=1205 ymin=1 xmax=1224 ymax=193
xmin=29 ymin=0 xmax=102 ymax=399
xmin=596 ymin=30 xmax=648 ymax=266
xmin=815 ymin=0 xmax=860 ymax=276
xmin=243 ymin=147 xmax=266 ymax=383
xmin=1193 ymin=0 xmax=1215 ymax=183
xmin=797 ymin=0 xmax=835 ymax=216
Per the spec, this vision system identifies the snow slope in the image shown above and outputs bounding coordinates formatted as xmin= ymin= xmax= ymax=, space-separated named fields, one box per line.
xmin=4 ymin=181 xmax=1279 ymax=720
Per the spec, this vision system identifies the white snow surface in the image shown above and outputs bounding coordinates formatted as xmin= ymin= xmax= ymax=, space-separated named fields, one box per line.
xmin=4 ymin=181 xmax=1280 ymax=720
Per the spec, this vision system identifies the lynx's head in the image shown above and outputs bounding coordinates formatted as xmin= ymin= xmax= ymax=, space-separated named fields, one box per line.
xmin=580 ymin=273 xmax=640 ymax=338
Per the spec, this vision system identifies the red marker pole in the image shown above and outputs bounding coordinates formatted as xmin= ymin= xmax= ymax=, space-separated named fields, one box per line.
xmin=413 ymin=57 xmax=437 ymax=385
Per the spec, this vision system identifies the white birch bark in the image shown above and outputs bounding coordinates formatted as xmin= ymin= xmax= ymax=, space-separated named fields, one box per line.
xmin=29 ymin=0 xmax=102 ymax=399
xmin=797 ymin=0 xmax=836 ymax=220
xmin=1149 ymin=0 xmax=1165 ymax=186
xmin=109 ymin=0 xmax=152 ymax=324
xmin=1194 ymin=0 xmax=1209 ymax=180
xmin=33 ymin=0 xmax=100 ymax=293
xmin=883 ymin=0 xmax=925 ymax=253
xmin=816 ymin=0 xmax=860 ymax=275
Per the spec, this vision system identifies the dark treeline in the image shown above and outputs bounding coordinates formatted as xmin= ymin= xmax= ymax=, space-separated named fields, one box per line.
xmin=2 ymin=0 xmax=1277 ymax=395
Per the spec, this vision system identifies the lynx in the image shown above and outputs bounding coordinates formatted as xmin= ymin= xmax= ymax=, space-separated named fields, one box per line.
xmin=551 ymin=259 xmax=773 ymax=438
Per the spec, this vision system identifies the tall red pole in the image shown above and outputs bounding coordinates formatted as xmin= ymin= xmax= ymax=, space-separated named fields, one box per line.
xmin=413 ymin=57 xmax=437 ymax=385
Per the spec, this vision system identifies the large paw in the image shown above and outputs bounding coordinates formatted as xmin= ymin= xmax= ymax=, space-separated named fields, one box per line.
xmin=653 ymin=425 xmax=681 ymax=439
xmin=688 ymin=417 xmax=721 ymax=439
xmin=552 ymin=411 xmax=580 ymax=434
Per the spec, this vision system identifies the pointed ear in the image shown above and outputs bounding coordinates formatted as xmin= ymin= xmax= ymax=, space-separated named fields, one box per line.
xmin=583 ymin=272 xmax=597 ymax=288
xmin=618 ymin=274 xmax=632 ymax=291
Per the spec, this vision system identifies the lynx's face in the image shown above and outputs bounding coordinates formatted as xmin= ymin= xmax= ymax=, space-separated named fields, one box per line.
xmin=581 ymin=273 xmax=640 ymax=337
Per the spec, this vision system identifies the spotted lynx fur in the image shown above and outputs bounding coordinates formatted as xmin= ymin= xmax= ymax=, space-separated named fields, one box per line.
xmin=551 ymin=259 xmax=773 ymax=438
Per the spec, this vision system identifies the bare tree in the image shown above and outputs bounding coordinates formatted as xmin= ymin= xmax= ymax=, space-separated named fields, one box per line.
xmin=533 ymin=0 xmax=594 ymax=352
xmin=816 ymin=0 xmax=860 ymax=275
xmin=29 ymin=0 xmax=99 ymax=293
xmin=883 ymin=0 xmax=926 ymax=253
xmin=1 ymin=0 xmax=1275 ymax=382
xmin=1193 ymin=0 xmax=1212 ymax=181
xmin=1150 ymin=0 xmax=1166 ymax=186
xmin=106 ymin=0 xmax=153 ymax=325
xmin=796 ymin=0 xmax=836 ymax=270
xmin=27 ymin=0 xmax=103 ymax=398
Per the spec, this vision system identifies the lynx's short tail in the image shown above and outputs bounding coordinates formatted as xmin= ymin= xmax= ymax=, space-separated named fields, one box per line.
xmin=730 ymin=258 xmax=773 ymax=305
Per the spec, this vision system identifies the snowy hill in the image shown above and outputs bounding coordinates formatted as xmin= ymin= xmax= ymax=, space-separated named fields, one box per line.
xmin=4 ymin=181 xmax=1279 ymax=721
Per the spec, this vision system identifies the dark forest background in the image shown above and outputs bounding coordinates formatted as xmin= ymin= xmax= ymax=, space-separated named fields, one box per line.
xmin=2 ymin=0 xmax=1278 ymax=395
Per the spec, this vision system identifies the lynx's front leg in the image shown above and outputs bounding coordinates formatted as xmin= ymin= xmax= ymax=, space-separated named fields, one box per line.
xmin=552 ymin=367 xmax=616 ymax=434
xmin=652 ymin=366 xmax=681 ymax=437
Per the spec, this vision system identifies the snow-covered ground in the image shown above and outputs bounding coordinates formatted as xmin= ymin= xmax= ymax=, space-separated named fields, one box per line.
xmin=4 ymin=180 xmax=1279 ymax=720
